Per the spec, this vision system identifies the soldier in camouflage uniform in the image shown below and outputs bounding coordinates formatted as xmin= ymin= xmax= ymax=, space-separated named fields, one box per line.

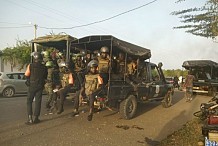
xmin=97 ymin=46 xmax=110 ymax=85
xmin=57 ymin=61 xmax=81 ymax=115
xmin=83 ymin=60 xmax=104 ymax=121
xmin=44 ymin=60 xmax=55 ymax=110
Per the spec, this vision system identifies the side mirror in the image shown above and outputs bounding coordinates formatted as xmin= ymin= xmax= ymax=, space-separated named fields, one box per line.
xmin=158 ymin=62 xmax=163 ymax=68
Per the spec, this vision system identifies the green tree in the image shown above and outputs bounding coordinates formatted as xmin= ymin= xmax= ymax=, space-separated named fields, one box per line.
xmin=2 ymin=47 xmax=17 ymax=72
xmin=14 ymin=39 xmax=31 ymax=70
xmin=172 ymin=0 xmax=218 ymax=39
xmin=2 ymin=39 xmax=31 ymax=72
xmin=163 ymin=69 xmax=188 ymax=77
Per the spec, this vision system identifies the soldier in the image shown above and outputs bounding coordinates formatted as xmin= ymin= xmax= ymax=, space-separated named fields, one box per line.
xmin=83 ymin=60 xmax=104 ymax=121
xmin=126 ymin=57 xmax=138 ymax=91
xmin=183 ymin=71 xmax=195 ymax=102
xmin=42 ymin=51 xmax=50 ymax=64
xmin=71 ymin=52 xmax=86 ymax=100
xmin=49 ymin=51 xmax=61 ymax=112
xmin=44 ymin=61 xmax=55 ymax=110
xmin=83 ymin=50 xmax=92 ymax=66
xmin=57 ymin=61 xmax=81 ymax=114
xmin=116 ymin=52 xmax=126 ymax=74
xmin=98 ymin=46 xmax=110 ymax=85
xmin=25 ymin=52 xmax=47 ymax=124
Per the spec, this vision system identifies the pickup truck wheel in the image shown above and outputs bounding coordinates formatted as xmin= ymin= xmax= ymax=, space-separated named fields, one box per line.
xmin=119 ymin=95 xmax=137 ymax=120
xmin=162 ymin=91 xmax=172 ymax=108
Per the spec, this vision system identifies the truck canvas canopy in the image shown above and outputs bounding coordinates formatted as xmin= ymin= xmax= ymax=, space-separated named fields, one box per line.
xmin=70 ymin=35 xmax=151 ymax=60
xmin=31 ymin=34 xmax=77 ymax=49
xmin=31 ymin=34 xmax=77 ymax=61
xmin=182 ymin=60 xmax=218 ymax=96
xmin=182 ymin=60 xmax=218 ymax=69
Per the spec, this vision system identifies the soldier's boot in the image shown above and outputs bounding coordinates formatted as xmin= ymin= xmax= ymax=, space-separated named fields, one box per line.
xmin=87 ymin=113 xmax=93 ymax=121
xmin=71 ymin=109 xmax=79 ymax=117
xmin=46 ymin=102 xmax=51 ymax=110
xmin=33 ymin=116 xmax=40 ymax=124
xmin=46 ymin=95 xmax=53 ymax=110
xmin=87 ymin=108 xmax=93 ymax=121
xmin=25 ymin=115 xmax=33 ymax=125
xmin=57 ymin=104 xmax=64 ymax=114
xmin=50 ymin=101 xmax=58 ymax=112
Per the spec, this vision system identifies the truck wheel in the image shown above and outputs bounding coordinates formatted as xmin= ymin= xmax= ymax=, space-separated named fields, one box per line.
xmin=208 ymin=87 xmax=216 ymax=97
xmin=119 ymin=95 xmax=137 ymax=120
xmin=162 ymin=91 xmax=172 ymax=108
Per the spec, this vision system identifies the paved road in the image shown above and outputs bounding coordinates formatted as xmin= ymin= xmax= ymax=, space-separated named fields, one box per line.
xmin=0 ymin=91 xmax=210 ymax=146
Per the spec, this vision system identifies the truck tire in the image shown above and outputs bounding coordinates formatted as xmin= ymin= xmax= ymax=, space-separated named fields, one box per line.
xmin=162 ymin=91 xmax=172 ymax=108
xmin=119 ymin=95 xmax=137 ymax=120
xmin=208 ymin=87 xmax=216 ymax=97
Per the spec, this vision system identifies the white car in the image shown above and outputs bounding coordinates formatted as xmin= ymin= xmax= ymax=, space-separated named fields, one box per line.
xmin=0 ymin=72 xmax=27 ymax=97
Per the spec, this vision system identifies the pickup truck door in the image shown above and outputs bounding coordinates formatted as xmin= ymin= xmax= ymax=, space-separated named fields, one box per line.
xmin=148 ymin=64 xmax=166 ymax=98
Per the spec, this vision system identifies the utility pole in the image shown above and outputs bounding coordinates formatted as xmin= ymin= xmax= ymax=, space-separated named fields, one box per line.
xmin=34 ymin=24 xmax=37 ymax=39
xmin=34 ymin=24 xmax=38 ymax=52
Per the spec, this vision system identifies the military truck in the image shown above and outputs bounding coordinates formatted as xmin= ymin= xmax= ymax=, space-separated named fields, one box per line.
xmin=182 ymin=60 xmax=218 ymax=96
xmin=71 ymin=35 xmax=174 ymax=119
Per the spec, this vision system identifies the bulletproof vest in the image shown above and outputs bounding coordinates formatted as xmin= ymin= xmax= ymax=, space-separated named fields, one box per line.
xmin=29 ymin=62 xmax=47 ymax=88
xmin=85 ymin=74 xmax=99 ymax=96
xmin=98 ymin=57 xmax=109 ymax=73
xmin=127 ymin=62 xmax=135 ymax=75
xmin=61 ymin=73 xmax=69 ymax=87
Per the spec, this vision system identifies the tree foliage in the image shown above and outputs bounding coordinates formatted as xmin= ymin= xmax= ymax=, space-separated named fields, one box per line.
xmin=1 ymin=39 xmax=31 ymax=71
xmin=163 ymin=69 xmax=188 ymax=77
xmin=172 ymin=0 xmax=218 ymax=39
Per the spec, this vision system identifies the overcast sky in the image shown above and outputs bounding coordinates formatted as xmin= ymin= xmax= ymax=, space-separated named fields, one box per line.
xmin=0 ymin=0 xmax=217 ymax=69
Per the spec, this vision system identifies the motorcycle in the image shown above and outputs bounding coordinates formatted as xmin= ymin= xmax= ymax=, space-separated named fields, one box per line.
xmin=193 ymin=94 xmax=218 ymax=121
xmin=193 ymin=94 xmax=218 ymax=144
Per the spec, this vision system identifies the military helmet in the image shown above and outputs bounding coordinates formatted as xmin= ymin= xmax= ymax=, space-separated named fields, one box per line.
xmin=88 ymin=60 xmax=98 ymax=68
xmin=32 ymin=52 xmax=43 ymax=62
xmin=45 ymin=61 xmax=54 ymax=67
xmin=42 ymin=51 xmax=50 ymax=58
xmin=56 ymin=52 xmax=63 ymax=59
xmin=80 ymin=50 xmax=86 ymax=56
xmin=100 ymin=46 xmax=109 ymax=53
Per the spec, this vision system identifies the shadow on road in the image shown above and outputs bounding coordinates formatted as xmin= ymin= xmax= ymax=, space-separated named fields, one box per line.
xmin=134 ymin=91 xmax=186 ymax=119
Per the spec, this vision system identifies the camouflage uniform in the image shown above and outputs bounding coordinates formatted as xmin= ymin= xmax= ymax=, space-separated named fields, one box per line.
xmin=44 ymin=61 xmax=55 ymax=109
